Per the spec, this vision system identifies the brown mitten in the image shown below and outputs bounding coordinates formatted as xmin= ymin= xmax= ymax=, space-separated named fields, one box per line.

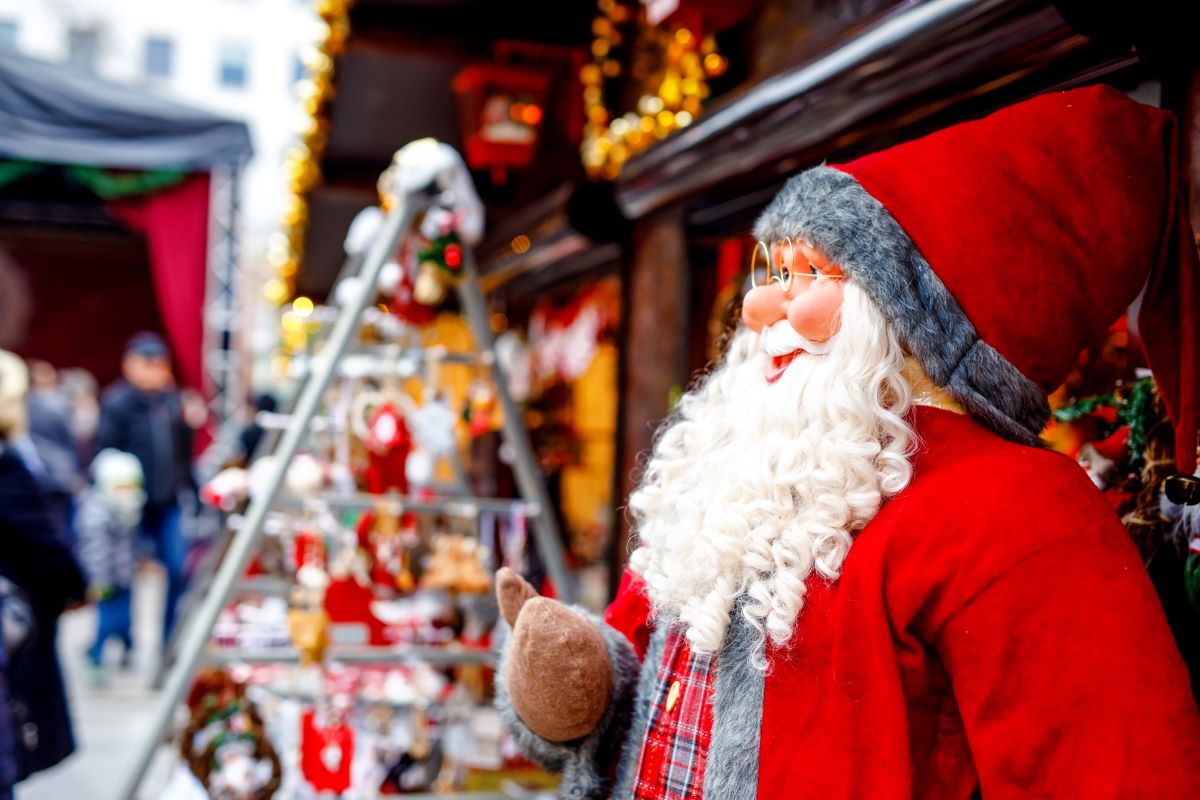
xmin=497 ymin=567 xmax=612 ymax=742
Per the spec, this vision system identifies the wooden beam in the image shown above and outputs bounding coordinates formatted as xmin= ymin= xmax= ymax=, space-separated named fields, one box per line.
xmin=610 ymin=208 xmax=689 ymax=591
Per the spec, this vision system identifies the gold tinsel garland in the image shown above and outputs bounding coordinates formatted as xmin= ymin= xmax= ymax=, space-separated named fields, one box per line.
xmin=581 ymin=0 xmax=726 ymax=180
xmin=263 ymin=0 xmax=353 ymax=311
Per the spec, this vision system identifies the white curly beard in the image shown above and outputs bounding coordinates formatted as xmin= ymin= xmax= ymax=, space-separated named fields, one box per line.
xmin=628 ymin=284 xmax=916 ymax=664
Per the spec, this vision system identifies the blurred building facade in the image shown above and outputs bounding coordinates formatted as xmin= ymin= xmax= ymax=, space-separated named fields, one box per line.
xmin=0 ymin=0 xmax=322 ymax=372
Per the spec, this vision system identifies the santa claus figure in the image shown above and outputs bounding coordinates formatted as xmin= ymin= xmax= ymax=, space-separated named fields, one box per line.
xmin=494 ymin=86 xmax=1200 ymax=798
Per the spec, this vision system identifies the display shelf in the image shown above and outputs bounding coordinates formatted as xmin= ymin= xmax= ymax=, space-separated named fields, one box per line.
xmin=234 ymin=575 xmax=294 ymax=595
xmin=203 ymin=644 xmax=496 ymax=666
xmin=288 ymin=346 xmax=492 ymax=381
xmin=122 ymin=147 xmax=570 ymax=799
xmin=284 ymin=491 xmax=541 ymax=517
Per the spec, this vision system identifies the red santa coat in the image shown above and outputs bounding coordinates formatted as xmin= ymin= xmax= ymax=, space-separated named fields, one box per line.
xmin=605 ymin=407 xmax=1200 ymax=798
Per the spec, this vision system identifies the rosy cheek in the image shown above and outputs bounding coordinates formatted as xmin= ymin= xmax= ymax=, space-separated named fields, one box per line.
xmin=741 ymin=286 xmax=781 ymax=333
xmin=786 ymin=281 xmax=844 ymax=341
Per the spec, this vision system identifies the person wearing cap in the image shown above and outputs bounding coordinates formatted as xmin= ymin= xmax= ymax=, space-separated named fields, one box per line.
xmin=96 ymin=332 xmax=195 ymax=650
xmin=493 ymin=86 xmax=1200 ymax=798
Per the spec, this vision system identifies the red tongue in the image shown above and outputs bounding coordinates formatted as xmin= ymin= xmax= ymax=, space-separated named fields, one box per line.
xmin=766 ymin=350 xmax=799 ymax=383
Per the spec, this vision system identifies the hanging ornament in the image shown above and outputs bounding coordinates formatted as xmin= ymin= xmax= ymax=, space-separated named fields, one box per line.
xmin=288 ymin=554 xmax=331 ymax=665
xmin=201 ymin=467 xmax=251 ymax=512
xmin=343 ymin=205 xmax=384 ymax=257
xmin=286 ymin=453 xmax=328 ymax=496
xmin=410 ymin=394 xmax=458 ymax=456
xmin=324 ymin=571 xmax=389 ymax=646
xmin=362 ymin=402 xmax=413 ymax=495
xmin=494 ymin=331 xmax=533 ymax=402
xmin=413 ymin=261 xmax=448 ymax=306
xmin=377 ymin=260 xmax=404 ymax=294
xmin=387 ymin=240 xmax=437 ymax=326
xmin=418 ymin=227 xmax=465 ymax=279
xmin=462 ymin=380 xmax=499 ymax=438
xmin=287 ymin=606 xmax=330 ymax=666
xmin=300 ymin=708 xmax=354 ymax=794
xmin=358 ymin=502 xmax=416 ymax=592
xmin=180 ymin=676 xmax=282 ymax=800
xmin=451 ymin=60 xmax=549 ymax=183
xmin=406 ymin=447 xmax=435 ymax=488
xmin=421 ymin=534 xmax=492 ymax=595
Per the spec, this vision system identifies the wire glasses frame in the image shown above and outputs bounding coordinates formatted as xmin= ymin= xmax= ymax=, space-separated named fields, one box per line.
xmin=749 ymin=238 xmax=844 ymax=291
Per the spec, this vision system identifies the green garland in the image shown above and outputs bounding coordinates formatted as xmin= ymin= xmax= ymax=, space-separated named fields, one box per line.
xmin=1118 ymin=376 xmax=1156 ymax=471
xmin=1051 ymin=392 xmax=1117 ymax=423
xmin=0 ymin=159 xmax=186 ymax=198
xmin=418 ymin=231 xmax=464 ymax=276
xmin=1051 ymin=376 xmax=1158 ymax=471
xmin=0 ymin=160 xmax=44 ymax=188
xmin=65 ymin=164 xmax=186 ymax=199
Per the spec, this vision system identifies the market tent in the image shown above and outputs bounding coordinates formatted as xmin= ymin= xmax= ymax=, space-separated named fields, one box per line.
xmin=0 ymin=50 xmax=252 ymax=391
xmin=0 ymin=49 xmax=251 ymax=170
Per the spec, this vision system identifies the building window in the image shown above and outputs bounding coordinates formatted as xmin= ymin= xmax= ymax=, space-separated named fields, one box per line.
xmin=145 ymin=37 xmax=173 ymax=79
xmin=67 ymin=27 xmax=100 ymax=71
xmin=0 ymin=21 xmax=18 ymax=49
xmin=218 ymin=42 xmax=248 ymax=89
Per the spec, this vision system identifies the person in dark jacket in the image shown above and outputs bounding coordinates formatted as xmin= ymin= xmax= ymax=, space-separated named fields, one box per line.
xmin=0 ymin=350 xmax=87 ymax=781
xmin=24 ymin=360 xmax=83 ymax=546
xmin=236 ymin=392 xmax=277 ymax=466
xmin=95 ymin=333 xmax=195 ymax=645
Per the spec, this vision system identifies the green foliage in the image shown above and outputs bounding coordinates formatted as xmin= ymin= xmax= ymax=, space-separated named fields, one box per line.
xmin=1052 ymin=376 xmax=1158 ymax=471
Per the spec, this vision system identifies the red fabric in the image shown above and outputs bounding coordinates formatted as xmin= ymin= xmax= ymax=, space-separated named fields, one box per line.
xmin=293 ymin=530 xmax=326 ymax=570
xmin=1140 ymin=190 xmax=1200 ymax=473
xmin=835 ymin=86 xmax=1198 ymax=472
xmin=604 ymin=568 xmax=653 ymax=660
xmin=324 ymin=576 xmax=388 ymax=646
xmin=632 ymin=628 xmax=716 ymax=800
xmin=1092 ymin=425 xmax=1130 ymax=461
xmin=2 ymin=228 xmax=166 ymax=388
xmin=108 ymin=174 xmax=211 ymax=393
xmin=363 ymin=404 xmax=412 ymax=495
xmin=607 ymin=407 xmax=1200 ymax=798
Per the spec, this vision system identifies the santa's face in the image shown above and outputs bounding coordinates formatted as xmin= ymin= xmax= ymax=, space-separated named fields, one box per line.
xmin=630 ymin=281 xmax=917 ymax=660
xmin=742 ymin=239 xmax=845 ymax=383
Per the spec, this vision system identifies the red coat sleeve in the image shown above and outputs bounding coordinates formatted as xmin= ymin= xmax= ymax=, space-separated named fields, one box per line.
xmin=604 ymin=567 xmax=654 ymax=660
xmin=936 ymin=521 xmax=1200 ymax=797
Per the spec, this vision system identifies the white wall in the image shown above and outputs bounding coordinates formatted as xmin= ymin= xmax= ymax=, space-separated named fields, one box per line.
xmin=0 ymin=0 xmax=319 ymax=279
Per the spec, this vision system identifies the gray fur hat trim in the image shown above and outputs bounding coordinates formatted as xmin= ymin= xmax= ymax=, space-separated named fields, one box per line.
xmin=753 ymin=166 xmax=1048 ymax=445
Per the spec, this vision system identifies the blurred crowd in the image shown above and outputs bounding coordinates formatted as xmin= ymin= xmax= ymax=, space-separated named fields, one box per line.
xmin=0 ymin=334 xmax=207 ymax=798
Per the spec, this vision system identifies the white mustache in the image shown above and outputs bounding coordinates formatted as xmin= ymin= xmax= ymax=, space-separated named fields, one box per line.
xmin=760 ymin=320 xmax=831 ymax=356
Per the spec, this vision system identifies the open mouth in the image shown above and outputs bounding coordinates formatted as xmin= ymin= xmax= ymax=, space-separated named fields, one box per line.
xmin=766 ymin=349 xmax=802 ymax=383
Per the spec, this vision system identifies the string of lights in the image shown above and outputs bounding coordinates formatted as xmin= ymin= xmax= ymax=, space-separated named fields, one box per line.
xmin=263 ymin=0 xmax=353 ymax=311
xmin=580 ymin=0 xmax=726 ymax=180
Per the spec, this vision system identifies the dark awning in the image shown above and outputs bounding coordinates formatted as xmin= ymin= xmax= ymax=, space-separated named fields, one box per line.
xmin=613 ymin=0 xmax=1135 ymax=222
xmin=0 ymin=50 xmax=253 ymax=170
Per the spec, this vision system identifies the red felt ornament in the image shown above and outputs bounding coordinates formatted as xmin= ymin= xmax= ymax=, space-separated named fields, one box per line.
xmin=324 ymin=574 xmax=389 ymax=646
xmin=362 ymin=403 xmax=412 ymax=495
xmin=300 ymin=708 xmax=354 ymax=794
xmin=389 ymin=241 xmax=436 ymax=326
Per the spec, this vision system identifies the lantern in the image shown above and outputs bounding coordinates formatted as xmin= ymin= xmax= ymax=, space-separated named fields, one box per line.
xmin=451 ymin=64 xmax=549 ymax=183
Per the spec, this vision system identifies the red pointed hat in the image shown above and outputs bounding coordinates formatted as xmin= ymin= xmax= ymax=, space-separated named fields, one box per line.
xmin=755 ymin=85 xmax=1199 ymax=474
